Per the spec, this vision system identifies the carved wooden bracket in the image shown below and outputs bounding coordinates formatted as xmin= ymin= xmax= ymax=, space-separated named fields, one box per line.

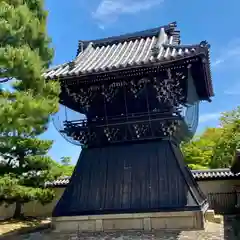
xmin=153 ymin=69 xmax=185 ymax=108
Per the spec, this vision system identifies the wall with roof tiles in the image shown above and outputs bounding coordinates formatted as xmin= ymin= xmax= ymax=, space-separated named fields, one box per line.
xmin=0 ymin=179 xmax=239 ymax=219
xmin=0 ymin=188 xmax=65 ymax=219
xmin=198 ymin=179 xmax=240 ymax=194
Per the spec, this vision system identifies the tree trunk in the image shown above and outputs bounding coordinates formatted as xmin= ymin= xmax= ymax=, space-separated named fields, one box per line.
xmin=13 ymin=202 xmax=22 ymax=219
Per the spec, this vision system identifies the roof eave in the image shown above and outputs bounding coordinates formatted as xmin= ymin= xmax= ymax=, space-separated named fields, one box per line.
xmin=195 ymin=43 xmax=214 ymax=99
xmin=46 ymin=52 xmax=205 ymax=81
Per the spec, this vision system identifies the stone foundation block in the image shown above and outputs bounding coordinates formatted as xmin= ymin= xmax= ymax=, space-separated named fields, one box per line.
xmin=52 ymin=210 xmax=206 ymax=233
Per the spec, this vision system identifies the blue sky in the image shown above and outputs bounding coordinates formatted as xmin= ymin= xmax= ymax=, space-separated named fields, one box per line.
xmin=41 ymin=0 xmax=240 ymax=164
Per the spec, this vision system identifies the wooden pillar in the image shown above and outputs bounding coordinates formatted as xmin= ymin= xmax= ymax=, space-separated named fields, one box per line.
xmin=235 ymin=186 xmax=240 ymax=208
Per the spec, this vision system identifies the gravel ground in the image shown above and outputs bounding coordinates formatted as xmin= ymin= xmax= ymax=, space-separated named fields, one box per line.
xmin=6 ymin=215 xmax=240 ymax=240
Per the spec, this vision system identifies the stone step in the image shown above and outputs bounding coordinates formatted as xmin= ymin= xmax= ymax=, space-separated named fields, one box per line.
xmin=213 ymin=215 xmax=223 ymax=224
xmin=205 ymin=209 xmax=223 ymax=224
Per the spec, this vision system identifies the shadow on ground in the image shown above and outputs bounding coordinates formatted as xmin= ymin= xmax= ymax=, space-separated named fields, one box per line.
xmin=224 ymin=215 xmax=240 ymax=239
xmin=0 ymin=217 xmax=50 ymax=240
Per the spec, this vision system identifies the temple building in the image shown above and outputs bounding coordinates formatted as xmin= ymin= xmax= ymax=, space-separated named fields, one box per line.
xmin=44 ymin=22 xmax=214 ymax=231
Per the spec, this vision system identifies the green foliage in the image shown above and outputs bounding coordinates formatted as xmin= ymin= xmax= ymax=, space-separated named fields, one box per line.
xmin=181 ymin=128 xmax=218 ymax=170
xmin=0 ymin=85 xmax=59 ymax=134
xmin=0 ymin=135 xmax=62 ymax=205
xmin=0 ymin=0 xmax=60 ymax=218
xmin=60 ymin=156 xmax=71 ymax=166
xmin=182 ymin=107 xmax=240 ymax=170
xmin=0 ymin=174 xmax=55 ymax=205
xmin=0 ymin=0 xmax=54 ymax=89
xmin=211 ymin=107 xmax=240 ymax=168
xmin=56 ymin=157 xmax=74 ymax=176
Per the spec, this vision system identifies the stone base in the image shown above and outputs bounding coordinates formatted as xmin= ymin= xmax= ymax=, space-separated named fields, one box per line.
xmin=205 ymin=209 xmax=223 ymax=224
xmin=52 ymin=211 xmax=206 ymax=232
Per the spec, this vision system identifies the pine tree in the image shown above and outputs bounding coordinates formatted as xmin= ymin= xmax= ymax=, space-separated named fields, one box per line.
xmin=0 ymin=0 xmax=53 ymax=88
xmin=0 ymin=130 xmax=61 ymax=218
xmin=0 ymin=0 xmax=60 ymax=218
xmin=60 ymin=157 xmax=71 ymax=166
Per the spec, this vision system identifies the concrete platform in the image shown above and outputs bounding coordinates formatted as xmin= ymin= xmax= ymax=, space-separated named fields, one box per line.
xmin=52 ymin=211 xmax=206 ymax=232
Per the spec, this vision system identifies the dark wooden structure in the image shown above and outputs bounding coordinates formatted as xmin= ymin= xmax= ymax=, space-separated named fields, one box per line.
xmin=44 ymin=22 xmax=214 ymax=217
xmin=231 ymin=150 xmax=240 ymax=174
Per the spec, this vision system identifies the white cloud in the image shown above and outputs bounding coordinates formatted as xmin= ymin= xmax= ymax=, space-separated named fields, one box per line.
xmin=199 ymin=112 xmax=220 ymax=123
xmin=213 ymin=38 xmax=240 ymax=67
xmin=92 ymin=0 xmax=164 ymax=28
xmin=212 ymin=59 xmax=224 ymax=67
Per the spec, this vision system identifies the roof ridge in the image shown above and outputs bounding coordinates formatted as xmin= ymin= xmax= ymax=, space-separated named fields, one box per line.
xmin=162 ymin=43 xmax=206 ymax=49
xmin=76 ymin=22 xmax=180 ymax=56
xmin=44 ymin=63 xmax=68 ymax=74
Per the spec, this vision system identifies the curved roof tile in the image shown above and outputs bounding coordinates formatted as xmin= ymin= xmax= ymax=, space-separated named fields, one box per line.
xmin=43 ymin=22 xmax=209 ymax=79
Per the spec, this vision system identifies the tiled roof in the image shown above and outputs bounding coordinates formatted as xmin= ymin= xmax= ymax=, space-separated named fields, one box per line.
xmin=191 ymin=168 xmax=240 ymax=180
xmin=45 ymin=176 xmax=70 ymax=187
xmin=76 ymin=22 xmax=181 ymax=55
xmin=46 ymin=169 xmax=240 ymax=187
xmin=43 ymin=22 xmax=210 ymax=80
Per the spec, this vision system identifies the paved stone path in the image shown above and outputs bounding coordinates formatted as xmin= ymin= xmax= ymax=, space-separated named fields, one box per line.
xmin=6 ymin=216 xmax=240 ymax=240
